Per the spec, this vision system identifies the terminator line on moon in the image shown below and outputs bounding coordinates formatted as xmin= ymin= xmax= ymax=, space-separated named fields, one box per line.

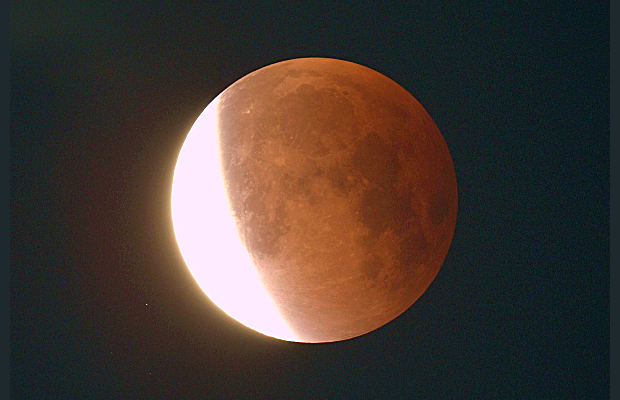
xmin=172 ymin=58 xmax=457 ymax=343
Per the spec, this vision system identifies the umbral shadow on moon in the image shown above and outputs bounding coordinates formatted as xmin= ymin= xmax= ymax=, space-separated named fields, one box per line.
xmin=216 ymin=58 xmax=457 ymax=343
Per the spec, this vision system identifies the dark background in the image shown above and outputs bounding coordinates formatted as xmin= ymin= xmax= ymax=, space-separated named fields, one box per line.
xmin=11 ymin=1 xmax=609 ymax=398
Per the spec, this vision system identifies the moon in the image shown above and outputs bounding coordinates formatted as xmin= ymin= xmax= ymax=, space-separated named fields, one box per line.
xmin=172 ymin=58 xmax=457 ymax=343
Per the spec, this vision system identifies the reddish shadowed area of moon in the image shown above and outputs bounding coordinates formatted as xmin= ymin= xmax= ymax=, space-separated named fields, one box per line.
xmin=215 ymin=58 xmax=457 ymax=343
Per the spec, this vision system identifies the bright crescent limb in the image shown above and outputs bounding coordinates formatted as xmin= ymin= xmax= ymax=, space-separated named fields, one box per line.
xmin=171 ymin=95 xmax=298 ymax=342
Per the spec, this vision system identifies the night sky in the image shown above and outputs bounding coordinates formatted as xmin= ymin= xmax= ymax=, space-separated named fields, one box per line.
xmin=11 ymin=2 xmax=609 ymax=399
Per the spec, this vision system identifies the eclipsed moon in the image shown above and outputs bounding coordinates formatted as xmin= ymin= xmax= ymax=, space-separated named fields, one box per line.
xmin=172 ymin=58 xmax=457 ymax=343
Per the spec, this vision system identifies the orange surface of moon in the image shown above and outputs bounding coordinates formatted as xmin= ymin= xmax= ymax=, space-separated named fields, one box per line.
xmin=172 ymin=58 xmax=457 ymax=343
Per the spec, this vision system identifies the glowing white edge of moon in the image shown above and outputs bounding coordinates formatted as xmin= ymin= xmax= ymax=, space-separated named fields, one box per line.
xmin=171 ymin=94 xmax=299 ymax=342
